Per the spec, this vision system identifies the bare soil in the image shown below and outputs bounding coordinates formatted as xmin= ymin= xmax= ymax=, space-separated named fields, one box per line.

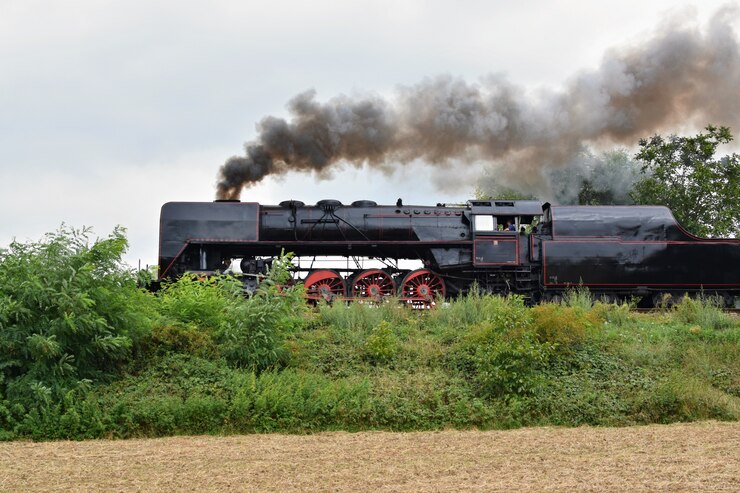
xmin=1 ymin=421 xmax=738 ymax=492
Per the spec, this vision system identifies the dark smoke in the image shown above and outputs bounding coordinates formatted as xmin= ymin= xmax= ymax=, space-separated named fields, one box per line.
xmin=217 ymin=7 xmax=740 ymax=200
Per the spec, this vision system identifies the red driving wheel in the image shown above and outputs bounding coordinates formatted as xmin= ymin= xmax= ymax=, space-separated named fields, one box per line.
xmin=304 ymin=270 xmax=346 ymax=302
xmin=351 ymin=269 xmax=396 ymax=300
xmin=399 ymin=269 xmax=445 ymax=307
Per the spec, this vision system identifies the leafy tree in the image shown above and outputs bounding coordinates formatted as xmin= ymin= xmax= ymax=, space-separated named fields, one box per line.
xmin=474 ymin=185 xmax=537 ymax=201
xmin=476 ymin=149 xmax=641 ymax=205
xmin=631 ymin=125 xmax=739 ymax=237
xmin=547 ymin=149 xmax=641 ymax=205
xmin=0 ymin=226 xmax=155 ymax=404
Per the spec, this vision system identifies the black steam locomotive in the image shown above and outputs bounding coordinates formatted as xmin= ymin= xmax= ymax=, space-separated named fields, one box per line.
xmin=158 ymin=199 xmax=740 ymax=306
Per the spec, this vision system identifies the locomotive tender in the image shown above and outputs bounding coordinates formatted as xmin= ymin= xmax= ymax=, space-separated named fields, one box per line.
xmin=158 ymin=199 xmax=740 ymax=305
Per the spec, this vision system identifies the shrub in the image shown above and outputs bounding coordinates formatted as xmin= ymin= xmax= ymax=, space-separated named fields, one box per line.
xmin=366 ymin=369 xmax=494 ymax=429
xmin=157 ymin=273 xmax=243 ymax=331
xmin=478 ymin=334 xmax=552 ymax=399
xmin=589 ymin=301 xmax=633 ymax=327
xmin=451 ymin=301 xmax=551 ymax=400
xmin=560 ymin=286 xmax=593 ymax=310
xmin=363 ymin=321 xmax=400 ymax=364
xmin=143 ymin=324 xmax=218 ymax=359
xmin=531 ymin=304 xmax=590 ymax=347
xmin=673 ymin=295 xmax=735 ymax=330
xmin=634 ymin=373 xmax=740 ymax=423
xmin=217 ymin=255 xmax=307 ymax=372
xmin=429 ymin=291 xmax=531 ymax=343
xmin=0 ymin=226 xmax=155 ymax=405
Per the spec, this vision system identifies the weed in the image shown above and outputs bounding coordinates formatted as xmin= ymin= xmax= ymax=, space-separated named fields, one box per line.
xmin=363 ymin=321 xmax=400 ymax=365
xmin=673 ymin=295 xmax=735 ymax=330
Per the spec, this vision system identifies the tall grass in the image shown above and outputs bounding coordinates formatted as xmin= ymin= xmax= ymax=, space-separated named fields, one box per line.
xmin=673 ymin=295 xmax=734 ymax=330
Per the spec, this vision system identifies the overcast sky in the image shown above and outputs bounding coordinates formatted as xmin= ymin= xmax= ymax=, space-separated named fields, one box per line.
xmin=1 ymin=0 xmax=737 ymax=267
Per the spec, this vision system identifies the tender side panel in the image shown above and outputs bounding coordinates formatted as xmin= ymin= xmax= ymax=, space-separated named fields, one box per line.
xmin=542 ymin=240 xmax=740 ymax=287
xmin=473 ymin=239 xmax=519 ymax=266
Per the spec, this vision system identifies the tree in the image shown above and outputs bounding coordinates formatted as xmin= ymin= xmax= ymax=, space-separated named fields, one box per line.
xmin=474 ymin=185 xmax=537 ymax=201
xmin=547 ymin=149 xmax=641 ymax=205
xmin=631 ymin=125 xmax=739 ymax=238
xmin=475 ymin=149 xmax=641 ymax=205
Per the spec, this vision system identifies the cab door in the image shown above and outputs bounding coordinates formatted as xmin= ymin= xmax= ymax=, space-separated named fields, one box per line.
xmin=472 ymin=214 xmax=519 ymax=266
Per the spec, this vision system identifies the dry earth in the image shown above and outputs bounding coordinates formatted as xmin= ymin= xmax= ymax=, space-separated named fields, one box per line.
xmin=1 ymin=421 xmax=738 ymax=492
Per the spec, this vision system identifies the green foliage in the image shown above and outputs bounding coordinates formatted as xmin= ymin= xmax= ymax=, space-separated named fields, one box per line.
xmin=631 ymin=125 xmax=740 ymax=237
xmin=426 ymin=288 xmax=530 ymax=339
xmin=363 ymin=321 xmax=400 ymax=364
xmin=465 ymin=330 xmax=552 ymax=399
xmin=144 ymin=324 xmax=218 ymax=359
xmin=217 ymin=255 xmax=307 ymax=372
xmin=672 ymin=295 xmax=735 ymax=331
xmin=531 ymin=304 xmax=589 ymax=347
xmin=633 ymin=373 xmax=740 ymax=423
xmin=0 ymin=226 xmax=155 ymax=405
xmin=589 ymin=301 xmax=633 ymax=327
xmin=150 ymin=254 xmax=306 ymax=372
xmin=474 ymin=185 xmax=538 ymax=201
xmin=448 ymin=297 xmax=550 ymax=399
xmin=547 ymin=149 xmax=642 ymax=205
xmin=560 ymin=286 xmax=593 ymax=310
xmin=316 ymin=299 xmax=409 ymax=334
xmin=157 ymin=273 xmax=243 ymax=331
xmin=1 ymin=229 xmax=738 ymax=439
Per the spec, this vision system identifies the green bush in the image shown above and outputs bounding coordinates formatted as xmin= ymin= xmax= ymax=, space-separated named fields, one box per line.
xmin=363 ymin=320 xmax=400 ymax=364
xmin=157 ymin=273 xmax=243 ymax=330
xmin=469 ymin=332 xmax=552 ymax=399
xmin=0 ymin=226 xmax=155 ymax=405
xmin=217 ymin=255 xmax=307 ymax=372
xmin=450 ymin=299 xmax=551 ymax=400
xmin=143 ymin=324 xmax=218 ymax=359
xmin=531 ymin=304 xmax=590 ymax=347
xmin=673 ymin=295 xmax=735 ymax=330
xmin=634 ymin=373 xmax=740 ymax=423
xmin=2 ymin=227 xmax=739 ymax=439
xmin=589 ymin=301 xmax=633 ymax=327
xmin=560 ymin=287 xmax=593 ymax=310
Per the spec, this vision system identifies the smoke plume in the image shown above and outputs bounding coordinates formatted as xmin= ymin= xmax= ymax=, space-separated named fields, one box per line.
xmin=217 ymin=7 xmax=740 ymax=200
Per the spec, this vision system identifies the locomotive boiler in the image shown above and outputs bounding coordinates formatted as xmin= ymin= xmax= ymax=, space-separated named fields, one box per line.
xmin=158 ymin=199 xmax=740 ymax=306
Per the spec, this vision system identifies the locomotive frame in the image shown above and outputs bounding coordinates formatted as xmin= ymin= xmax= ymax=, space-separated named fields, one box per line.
xmin=158 ymin=199 xmax=740 ymax=306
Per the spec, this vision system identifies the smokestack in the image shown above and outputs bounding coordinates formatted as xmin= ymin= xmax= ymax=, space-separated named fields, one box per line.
xmin=216 ymin=6 xmax=740 ymax=200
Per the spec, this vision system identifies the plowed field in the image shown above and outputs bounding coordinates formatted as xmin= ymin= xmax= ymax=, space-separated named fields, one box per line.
xmin=1 ymin=421 xmax=738 ymax=492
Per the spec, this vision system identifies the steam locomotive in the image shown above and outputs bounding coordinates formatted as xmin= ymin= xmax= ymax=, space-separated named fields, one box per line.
xmin=158 ymin=199 xmax=740 ymax=306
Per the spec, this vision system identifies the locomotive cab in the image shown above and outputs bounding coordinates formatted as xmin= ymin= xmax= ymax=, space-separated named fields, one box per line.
xmin=469 ymin=200 xmax=543 ymax=267
xmin=468 ymin=200 xmax=543 ymax=234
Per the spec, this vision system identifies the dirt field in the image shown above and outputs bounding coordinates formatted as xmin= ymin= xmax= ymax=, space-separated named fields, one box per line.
xmin=1 ymin=421 xmax=738 ymax=492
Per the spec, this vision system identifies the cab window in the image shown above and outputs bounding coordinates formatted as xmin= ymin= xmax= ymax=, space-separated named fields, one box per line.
xmin=474 ymin=215 xmax=495 ymax=232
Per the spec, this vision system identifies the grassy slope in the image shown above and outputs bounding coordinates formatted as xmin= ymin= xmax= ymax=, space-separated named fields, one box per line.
xmin=4 ymin=290 xmax=737 ymax=440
